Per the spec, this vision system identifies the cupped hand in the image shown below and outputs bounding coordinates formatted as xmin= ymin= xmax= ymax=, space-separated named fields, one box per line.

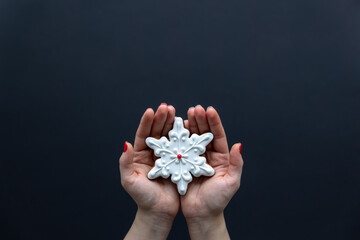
xmin=119 ymin=104 xmax=179 ymax=219
xmin=181 ymin=105 xmax=244 ymax=220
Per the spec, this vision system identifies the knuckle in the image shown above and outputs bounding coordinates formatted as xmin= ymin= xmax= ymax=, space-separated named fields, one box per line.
xmin=233 ymin=183 xmax=240 ymax=192
xmin=236 ymin=180 xmax=241 ymax=190
xmin=120 ymin=178 xmax=126 ymax=188
xmin=239 ymin=158 xmax=244 ymax=168
xmin=229 ymin=178 xmax=241 ymax=191
xmin=120 ymin=177 xmax=134 ymax=188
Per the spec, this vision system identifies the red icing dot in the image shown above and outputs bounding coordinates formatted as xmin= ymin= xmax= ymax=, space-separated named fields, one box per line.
xmin=177 ymin=154 xmax=182 ymax=159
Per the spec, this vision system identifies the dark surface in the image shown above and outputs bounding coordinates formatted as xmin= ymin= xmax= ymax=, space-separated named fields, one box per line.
xmin=1 ymin=0 xmax=360 ymax=239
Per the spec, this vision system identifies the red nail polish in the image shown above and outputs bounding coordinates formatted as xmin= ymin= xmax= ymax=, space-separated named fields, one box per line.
xmin=123 ymin=142 xmax=128 ymax=152
xmin=239 ymin=143 xmax=242 ymax=154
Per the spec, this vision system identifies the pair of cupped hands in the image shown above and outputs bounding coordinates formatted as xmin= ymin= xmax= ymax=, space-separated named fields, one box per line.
xmin=119 ymin=103 xmax=244 ymax=240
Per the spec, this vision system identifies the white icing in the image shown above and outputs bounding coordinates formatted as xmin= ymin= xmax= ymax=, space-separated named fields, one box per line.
xmin=146 ymin=117 xmax=214 ymax=195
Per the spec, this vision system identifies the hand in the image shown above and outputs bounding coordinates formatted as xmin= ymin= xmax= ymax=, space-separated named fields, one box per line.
xmin=119 ymin=104 xmax=179 ymax=240
xmin=181 ymin=105 xmax=244 ymax=240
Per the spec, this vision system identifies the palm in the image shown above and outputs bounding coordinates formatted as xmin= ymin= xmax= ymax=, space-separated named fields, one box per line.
xmin=129 ymin=150 xmax=179 ymax=215
xmin=119 ymin=104 xmax=180 ymax=217
xmin=181 ymin=106 xmax=243 ymax=219
xmin=120 ymin=104 xmax=243 ymax=219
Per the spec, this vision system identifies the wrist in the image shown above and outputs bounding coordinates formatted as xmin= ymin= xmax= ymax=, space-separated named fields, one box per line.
xmin=185 ymin=212 xmax=230 ymax=240
xmin=125 ymin=208 xmax=174 ymax=240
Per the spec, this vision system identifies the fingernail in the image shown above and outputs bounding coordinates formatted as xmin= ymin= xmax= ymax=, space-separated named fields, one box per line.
xmin=160 ymin=103 xmax=167 ymax=106
xmin=123 ymin=142 xmax=128 ymax=152
xmin=188 ymin=107 xmax=194 ymax=111
xmin=207 ymin=106 xmax=214 ymax=110
xmin=239 ymin=143 xmax=242 ymax=154
xmin=195 ymin=104 xmax=202 ymax=108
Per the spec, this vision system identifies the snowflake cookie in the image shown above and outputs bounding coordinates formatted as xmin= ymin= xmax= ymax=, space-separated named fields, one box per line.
xmin=145 ymin=117 xmax=215 ymax=195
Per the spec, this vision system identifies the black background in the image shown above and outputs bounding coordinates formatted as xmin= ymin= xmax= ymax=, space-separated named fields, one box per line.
xmin=1 ymin=0 xmax=360 ymax=239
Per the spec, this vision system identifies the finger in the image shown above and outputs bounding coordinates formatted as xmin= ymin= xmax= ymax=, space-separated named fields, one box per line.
xmin=228 ymin=143 xmax=244 ymax=180
xmin=194 ymin=105 xmax=212 ymax=150
xmin=188 ymin=107 xmax=199 ymax=134
xmin=206 ymin=106 xmax=229 ymax=154
xmin=150 ymin=104 xmax=168 ymax=138
xmin=184 ymin=120 xmax=189 ymax=130
xmin=119 ymin=141 xmax=134 ymax=180
xmin=134 ymin=108 xmax=154 ymax=151
xmin=161 ymin=105 xmax=176 ymax=136
xmin=194 ymin=105 xmax=210 ymax=133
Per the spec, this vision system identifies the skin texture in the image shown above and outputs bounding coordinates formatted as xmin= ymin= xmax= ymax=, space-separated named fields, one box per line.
xmin=119 ymin=104 xmax=244 ymax=240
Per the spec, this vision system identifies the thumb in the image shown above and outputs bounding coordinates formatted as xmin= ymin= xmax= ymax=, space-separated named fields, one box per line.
xmin=119 ymin=141 xmax=134 ymax=179
xmin=228 ymin=143 xmax=244 ymax=179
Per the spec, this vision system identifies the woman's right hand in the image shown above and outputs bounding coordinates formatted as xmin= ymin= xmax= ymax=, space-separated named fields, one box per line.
xmin=119 ymin=104 xmax=179 ymax=240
